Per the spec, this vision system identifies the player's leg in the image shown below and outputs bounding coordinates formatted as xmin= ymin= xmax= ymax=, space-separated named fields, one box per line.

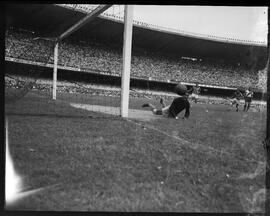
xmin=243 ymin=100 xmax=247 ymax=111
xmin=246 ymin=101 xmax=251 ymax=111
xmin=160 ymin=97 xmax=166 ymax=108
xmin=142 ymin=103 xmax=162 ymax=115
xmin=161 ymin=105 xmax=170 ymax=115
xmin=194 ymin=94 xmax=198 ymax=103
xmin=236 ymin=102 xmax=239 ymax=112
xmin=142 ymin=102 xmax=156 ymax=110
xmin=189 ymin=94 xmax=194 ymax=102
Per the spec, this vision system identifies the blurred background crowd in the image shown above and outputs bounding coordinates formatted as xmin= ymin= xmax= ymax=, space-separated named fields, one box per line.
xmin=5 ymin=28 xmax=267 ymax=90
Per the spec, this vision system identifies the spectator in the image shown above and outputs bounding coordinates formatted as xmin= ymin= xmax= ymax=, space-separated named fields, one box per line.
xmin=5 ymin=27 xmax=263 ymax=91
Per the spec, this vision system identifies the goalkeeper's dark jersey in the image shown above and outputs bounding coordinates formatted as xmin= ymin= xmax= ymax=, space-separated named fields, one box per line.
xmin=168 ymin=97 xmax=190 ymax=118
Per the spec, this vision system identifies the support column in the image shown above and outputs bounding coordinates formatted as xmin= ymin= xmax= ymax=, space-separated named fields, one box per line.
xmin=120 ymin=5 xmax=134 ymax=117
xmin=52 ymin=42 xmax=58 ymax=100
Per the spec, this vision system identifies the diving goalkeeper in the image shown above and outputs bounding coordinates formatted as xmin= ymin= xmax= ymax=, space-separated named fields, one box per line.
xmin=142 ymin=84 xmax=190 ymax=119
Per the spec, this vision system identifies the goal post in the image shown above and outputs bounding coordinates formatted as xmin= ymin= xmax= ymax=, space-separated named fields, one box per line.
xmin=52 ymin=42 xmax=58 ymax=100
xmin=51 ymin=4 xmax=112 ymax=101
xmin=44 ymin=4 xmax=134 ymax=117
xmin=120 ymin=5 xmax=134 ymax=117
xmin=265 ymin=7 xmax=270 ymax=214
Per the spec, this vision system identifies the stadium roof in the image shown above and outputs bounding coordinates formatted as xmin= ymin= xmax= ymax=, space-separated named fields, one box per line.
xmin=5 ymin=4 xmax=268 ymax=69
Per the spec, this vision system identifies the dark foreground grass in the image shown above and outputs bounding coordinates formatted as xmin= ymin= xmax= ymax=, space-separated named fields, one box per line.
xmin=5 ymin=88 xmax=267 ymax=212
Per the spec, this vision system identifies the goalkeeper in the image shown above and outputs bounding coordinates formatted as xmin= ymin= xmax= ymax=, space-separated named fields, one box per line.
xmin=142 ymin=84 xmax=190 ymax=119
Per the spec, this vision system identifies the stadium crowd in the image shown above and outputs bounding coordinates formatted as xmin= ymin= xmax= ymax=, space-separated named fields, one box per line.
xmin=5 ymin=28 xmax=264 ymax=90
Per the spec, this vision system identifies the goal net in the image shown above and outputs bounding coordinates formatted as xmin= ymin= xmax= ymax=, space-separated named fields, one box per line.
xmin=5 ymin=5 xmax=131 ymax=119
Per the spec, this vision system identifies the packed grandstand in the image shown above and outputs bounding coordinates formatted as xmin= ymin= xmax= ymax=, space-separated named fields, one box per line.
xmin=5 ymin=4 xmax=268 ymax=94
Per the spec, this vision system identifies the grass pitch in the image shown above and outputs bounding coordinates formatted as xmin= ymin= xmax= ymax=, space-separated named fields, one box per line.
xmin=5 ymin=88 xmax=267 ymax=212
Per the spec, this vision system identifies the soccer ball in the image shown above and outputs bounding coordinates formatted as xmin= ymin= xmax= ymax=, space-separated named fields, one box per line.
xmin=175 ymin=83 xmax=187 ymax=96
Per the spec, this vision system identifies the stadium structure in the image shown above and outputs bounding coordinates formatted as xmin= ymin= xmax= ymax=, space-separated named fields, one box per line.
xmin=5 ymin=4 xmax=268 ymax=115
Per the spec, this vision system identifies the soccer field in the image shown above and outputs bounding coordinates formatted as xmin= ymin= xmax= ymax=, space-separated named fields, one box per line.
xmin=5 ymin=88 xmax=267 ymax=212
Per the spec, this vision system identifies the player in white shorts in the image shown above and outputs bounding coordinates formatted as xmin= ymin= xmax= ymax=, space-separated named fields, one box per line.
xmin=230 ymin=89 xmax=243 ymax=112
xmin=243 ymin=87 xmax=254 ymax=112
xmin=190 ymin=83 xmax=201 ymax=103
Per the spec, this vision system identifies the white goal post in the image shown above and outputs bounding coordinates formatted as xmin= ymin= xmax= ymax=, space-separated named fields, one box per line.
xmin=51 ymin=4 xmax=134 ymax=118
xmin=52 ymin=42 xmax=58 ymax=100
xmin=52 ymin=5 xmax=112 ymax=100
xmin=120 ymin=5 xmax=134 ymax=117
